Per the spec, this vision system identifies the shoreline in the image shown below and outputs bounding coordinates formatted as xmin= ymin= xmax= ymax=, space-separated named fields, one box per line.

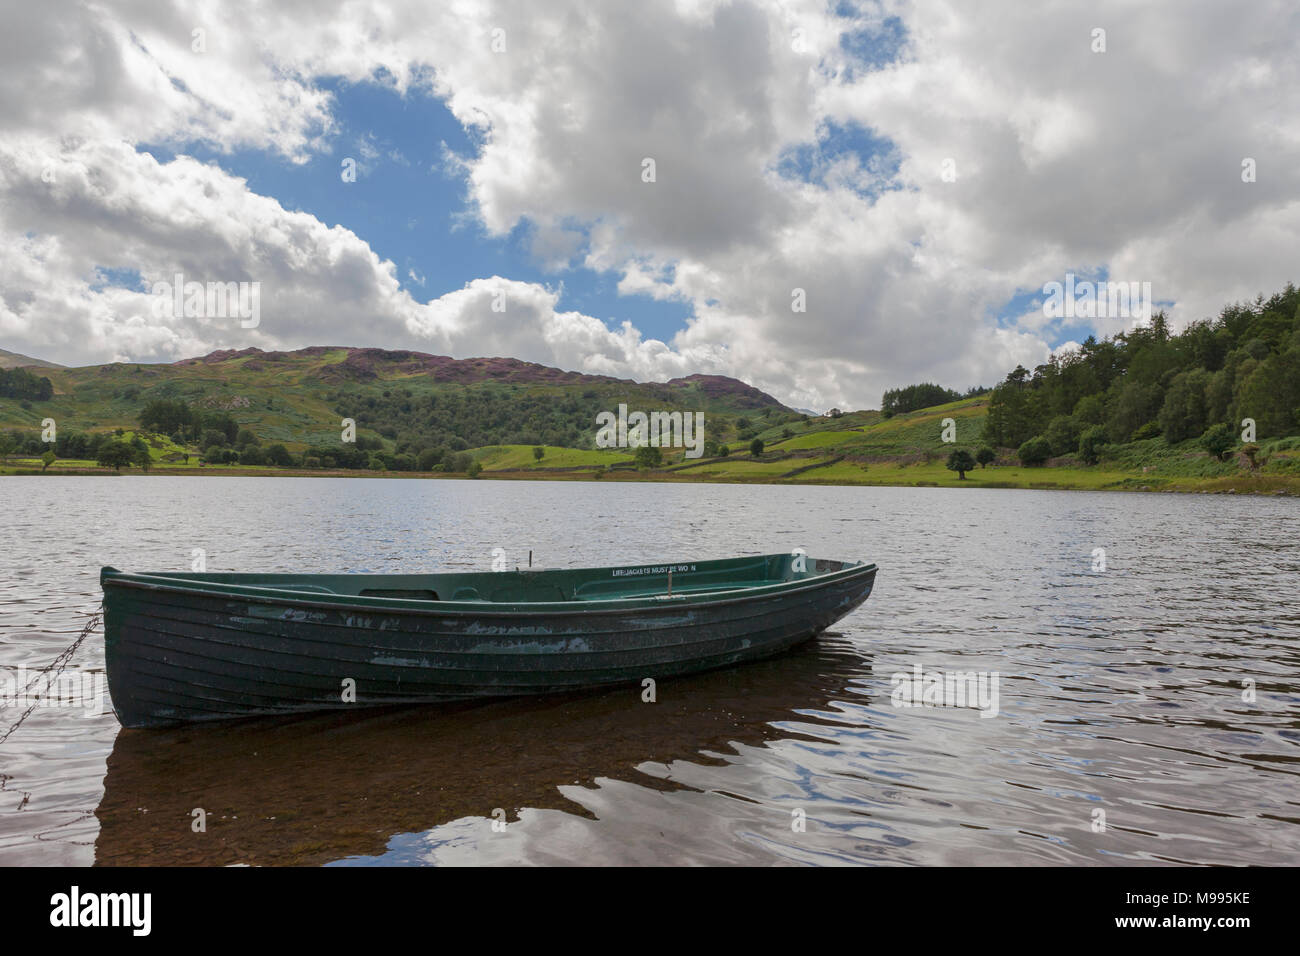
xmin=2 ymin=462 xmax=1296 ymax=496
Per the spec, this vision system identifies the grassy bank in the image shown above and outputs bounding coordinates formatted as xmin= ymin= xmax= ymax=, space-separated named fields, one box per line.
xmin=5 ymin=454 xmax=1297 ymax=495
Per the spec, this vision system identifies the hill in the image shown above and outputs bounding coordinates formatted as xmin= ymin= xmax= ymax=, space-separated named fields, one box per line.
xmin=0 ymin=346 xmax=799 ymax=468
xmin=0 ymin=348 xmax=63 ymax=370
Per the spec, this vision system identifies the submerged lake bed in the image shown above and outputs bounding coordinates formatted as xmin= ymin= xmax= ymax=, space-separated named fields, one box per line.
xmin=1 ymin=476 xmax=1297 ymax=865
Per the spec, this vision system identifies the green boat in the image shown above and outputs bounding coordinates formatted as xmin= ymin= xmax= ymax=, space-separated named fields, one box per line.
xmin=101 ymin=553 xmax=877 ymax=728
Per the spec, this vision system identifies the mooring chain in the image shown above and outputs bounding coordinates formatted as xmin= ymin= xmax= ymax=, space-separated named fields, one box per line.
xmin=0 ymin=612 xmax=103 ymax=745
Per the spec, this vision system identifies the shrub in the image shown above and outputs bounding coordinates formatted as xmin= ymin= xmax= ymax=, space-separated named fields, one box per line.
xmin=1077 ymin=425 xmax=1107 ymax=465
xmin=634 ymin=445 xmax=662 ymax=469
xmin=1201 ymin=423 xmax=1234 ymax=461
xmin=1017 ymin=435 xmax=1053 ymax=466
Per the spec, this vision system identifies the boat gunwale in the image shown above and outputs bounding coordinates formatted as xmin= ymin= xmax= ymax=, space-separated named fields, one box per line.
xmin=101 ymin=558 xmax=878 ymax=618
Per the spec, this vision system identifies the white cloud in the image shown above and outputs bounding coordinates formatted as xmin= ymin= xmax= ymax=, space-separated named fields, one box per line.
xmin=1 ymin=0 xmax=1298 ymax=411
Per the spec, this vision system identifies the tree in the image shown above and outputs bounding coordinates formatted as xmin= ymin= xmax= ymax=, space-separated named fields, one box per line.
xmin=1017 ymin=435 xmax=1053 ymax=466
xmin=533 ymin=446 xmax=545 ymax=461
xmin=235 ymin=428 xmax=260 ymax=448
xmin=1157 ymin=369 xmax=1210 ymax=444
xmin=265 ymin=444 xmax=293 ymax=467
xmin=749 ymin=438 xmax=764 ymax=457
xmin=1201 ymin=423 xmax=1234 ymax=461
xmin=982 ymin=366 xmax=1041 ymax=448
xmin=946 ymin=449 xmax=976 ymax=479
xmin=139 ymin=399 xmax=193 ymax=435
xmin=976 ymin=446 xmax=996 ymax=468
xmin=1234 ymin=346 xmax=1300 ymax=439
xmin=1077 ymin=425 xmax=1107 ymax=465
xmin=1044 ymin=415 xmax=1081 ymax=457
xmin=634 ymin=445 xmax=662 ymax=469
xmin=97 ymin=440 xmax=135 ymax=472
xmin=1105 ymin=379 xmax=1163 ymax=444
xmin=41 ymin=449 xmax=56 ymax=472
xmin=131 ymin=436 xmax=151 ymax=472
xmin=467 ymin=461 xmax=483 ymax=478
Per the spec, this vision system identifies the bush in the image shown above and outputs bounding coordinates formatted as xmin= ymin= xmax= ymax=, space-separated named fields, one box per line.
xmin=749 ymin=438 xmax=764 ymax=457
xmin=1131 ymin=421 xmax=1162 ymax=441
xmin=1017 ymin=435 xmax=1053 ymax=466
xmin=1201 ymin=423 xmax=1234 ymax=461
xmin=1077 ymin=425 xmax=1107 ymax=465
xmin=634 ymin=445 xmax=662 ymax=469
xmin=976 ymin=446 xmax=996 ymax=468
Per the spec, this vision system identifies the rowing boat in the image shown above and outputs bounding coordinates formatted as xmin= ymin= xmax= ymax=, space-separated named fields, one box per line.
xmin=100 ymin=553 xmax=877 ymax=728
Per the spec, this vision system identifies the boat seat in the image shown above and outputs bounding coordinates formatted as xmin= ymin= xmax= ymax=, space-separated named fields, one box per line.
xmin=358 ymin=588 xmax=440 ymax=601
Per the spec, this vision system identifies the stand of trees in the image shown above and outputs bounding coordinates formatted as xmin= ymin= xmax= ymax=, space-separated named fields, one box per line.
xmin=0 ymin=368 xmax=54 ymax=401
xmin=981 ymin=283 xmax=1300 ymax=459
xmin=882 ymin=383 xmax=988 ymax=418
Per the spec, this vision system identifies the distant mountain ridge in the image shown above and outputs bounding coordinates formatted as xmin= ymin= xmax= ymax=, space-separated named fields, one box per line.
xmin=169 ymin=346 xmax=788 ymax=409
xmin=0 ymin=348 xmax=63 ymax=370
xmin=0 ymin=344 xmax=796 ymax=452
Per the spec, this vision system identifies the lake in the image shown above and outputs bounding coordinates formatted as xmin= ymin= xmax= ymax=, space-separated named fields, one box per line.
xmin=0 ymin=476 xmax=1297 ymax=865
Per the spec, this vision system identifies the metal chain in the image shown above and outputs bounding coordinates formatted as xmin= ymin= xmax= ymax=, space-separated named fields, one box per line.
xmin=0 ymin=612 xmax=102 ymax=745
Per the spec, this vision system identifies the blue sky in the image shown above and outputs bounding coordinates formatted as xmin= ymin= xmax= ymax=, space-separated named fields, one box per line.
xmin=139 ymin=78 xmax=699 ymax=346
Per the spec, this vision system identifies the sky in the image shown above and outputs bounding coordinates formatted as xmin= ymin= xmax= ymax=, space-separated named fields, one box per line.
xmin=1 ymin=0 xmax=1297 ymax=411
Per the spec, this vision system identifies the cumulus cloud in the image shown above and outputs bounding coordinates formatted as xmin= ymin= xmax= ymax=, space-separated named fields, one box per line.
xmin=1 ymin=0 xmax=1298 ymax=410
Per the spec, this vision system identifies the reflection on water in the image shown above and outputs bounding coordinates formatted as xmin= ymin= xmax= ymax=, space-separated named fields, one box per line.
xmin=95 ymin=638 xmax=866 ymax=866
xmin=1 ymin=477 xmax=1298 ymax=865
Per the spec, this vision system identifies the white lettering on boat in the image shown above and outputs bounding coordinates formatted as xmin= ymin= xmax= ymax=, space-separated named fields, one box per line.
xmin=611 ymin=564 xmax=696 ymax=577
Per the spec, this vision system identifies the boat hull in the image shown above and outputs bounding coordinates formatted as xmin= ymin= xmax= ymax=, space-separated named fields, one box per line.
xmin=102 ymin=558 xmax=876 ymax=727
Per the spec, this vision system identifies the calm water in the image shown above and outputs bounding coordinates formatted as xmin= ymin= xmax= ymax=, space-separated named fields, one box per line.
xmin=0 ymin=476 xmax=1297 ymax=866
